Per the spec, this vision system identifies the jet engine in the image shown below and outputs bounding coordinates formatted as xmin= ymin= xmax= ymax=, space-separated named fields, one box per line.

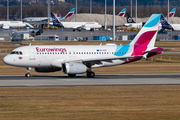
xmin=62 ymin=63 xmax=87 ymax=74
xmin=34 ymin=67 xmax=61 ymax=73
xmin=2 ymin=25 xmax=10 ymax=29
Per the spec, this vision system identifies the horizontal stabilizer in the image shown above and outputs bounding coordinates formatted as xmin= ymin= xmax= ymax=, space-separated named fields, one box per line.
xmin=144 ymin=49 xmax=175 ymax=54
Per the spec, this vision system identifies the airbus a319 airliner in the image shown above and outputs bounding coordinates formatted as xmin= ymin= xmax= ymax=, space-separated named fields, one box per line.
xmin=3 ymin=14 xmax=166 ymax=78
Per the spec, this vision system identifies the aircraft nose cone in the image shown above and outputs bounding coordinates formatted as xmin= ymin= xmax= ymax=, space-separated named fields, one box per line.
xmin=3 ymin=56 xmax=11 ymax=65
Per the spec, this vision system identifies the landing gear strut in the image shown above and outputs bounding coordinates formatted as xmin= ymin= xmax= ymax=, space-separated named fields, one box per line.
xmin=25 ymin=67 xmax=31 ymax=77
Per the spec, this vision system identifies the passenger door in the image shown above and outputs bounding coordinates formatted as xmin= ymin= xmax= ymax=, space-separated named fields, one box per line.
xmin=29 ymin=47 xmax=35 ymax=60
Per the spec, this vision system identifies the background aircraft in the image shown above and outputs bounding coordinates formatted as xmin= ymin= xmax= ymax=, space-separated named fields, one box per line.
xmin=117 ymin=8 xmax=126 ymax=17
xmin=0 ymin=21 xmax=34 ymax=29
xmin=23 ymin=8 xmax=76 ymax=22
xmin=3 ymin=14 xmax=168 ymax=78
xmin=50 ymin=12 xmax=102 ymax=31
xmin=124 ymin=8 xmax=176 ymax=29
xmin=168 ymin=8 xmax=176 ymax=18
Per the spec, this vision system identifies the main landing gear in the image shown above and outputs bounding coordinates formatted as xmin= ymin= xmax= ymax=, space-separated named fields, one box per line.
xmin=68 ymin=74 xmax=76 ymax=77
xmin=86 ymin=66 xmax=95 ymax=78
xmin=25 ymin=67 xmax=31 ymax=77
xmin=86 ymin=72 xmax=95 ymax=78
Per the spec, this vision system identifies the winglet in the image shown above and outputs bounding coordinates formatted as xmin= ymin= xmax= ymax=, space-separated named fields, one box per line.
xmin=51 ymin=12 xmax=64 ymax=27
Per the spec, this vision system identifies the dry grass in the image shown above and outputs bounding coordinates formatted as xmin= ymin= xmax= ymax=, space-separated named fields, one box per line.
xmin=1 ymin=41 xmax=180 ymax=120
xmin=0 ymin=85 xmax=180 ymax=120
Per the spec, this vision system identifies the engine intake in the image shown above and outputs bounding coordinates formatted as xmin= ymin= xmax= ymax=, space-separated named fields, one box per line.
xmin=62 ymin=63 xmax=87 ymax=74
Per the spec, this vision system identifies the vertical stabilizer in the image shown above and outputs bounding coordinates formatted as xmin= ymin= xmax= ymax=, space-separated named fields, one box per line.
xmin=51 ymin=12 xmax=64 ymax=27
xmin=129 ymin=14 xmax=161 ymax=55
xmin=61 ymin=8 xmax=76 ymax=20
xmin=169 ymin=8 xmax=176 ymax=18
xmin=160 ymin=15 xmax=174 ymax=30
xmin=126 ymin=13 xmax=135 ymax=23
xmin=118 ymin=8 xmax=126 ymax=17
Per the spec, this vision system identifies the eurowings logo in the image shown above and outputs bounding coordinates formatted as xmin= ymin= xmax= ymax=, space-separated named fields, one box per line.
xmin=18 ymin=56 xmax=23 ymax=60
xmin=36 ymin=47 xmax=67 ymax=53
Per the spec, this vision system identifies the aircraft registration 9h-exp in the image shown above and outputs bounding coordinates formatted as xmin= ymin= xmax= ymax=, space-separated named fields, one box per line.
xmin=3 ymin=14 xmax=168 ymax=78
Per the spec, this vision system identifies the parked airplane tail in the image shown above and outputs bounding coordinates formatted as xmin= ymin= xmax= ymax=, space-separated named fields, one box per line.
xmin=169 ymin=8 xmax=176 ymax=18
xmin=51 ymin=12 xmax=64 ymax=27
xmin=126 ymin=13 xmax=135 ymax=23
xmin=160 ymin=15 xmax=174 ymax=30
xmin=61 ymin=8 xmax=76 ymax=20
xmin=118 ymin=8 xmax=126 ymax=17
xmin=129 ymin=14 xmax=162 ymax=55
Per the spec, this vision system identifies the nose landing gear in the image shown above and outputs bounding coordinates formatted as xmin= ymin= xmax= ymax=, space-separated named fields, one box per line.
xmin=25 ymin=67 xmax=31 ymax=77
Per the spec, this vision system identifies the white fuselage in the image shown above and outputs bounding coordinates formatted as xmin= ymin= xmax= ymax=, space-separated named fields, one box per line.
xmin=50 ymin=22 xmax=102 ymax=30
xmin=170 ymin=24 xmax=180 ymax=31
xmin=23 ymin=17 xmax=48 ymax=22
xmin=124 ymin=22 xmax=143 ymax=29
xmin=0 ymin=21 xmax=34 ymax=29
xmin=158 ymin=24 xmax=180 ymax=31
xmin=3 ymin=45 xmax=131 ymax=68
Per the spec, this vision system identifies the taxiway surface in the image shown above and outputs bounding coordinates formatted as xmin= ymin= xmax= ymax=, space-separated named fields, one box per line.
xmin=0 ymin=73 xmax=180 ymax=87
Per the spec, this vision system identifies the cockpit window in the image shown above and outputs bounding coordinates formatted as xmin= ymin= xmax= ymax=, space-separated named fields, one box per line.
xmin=10 ymin=51 xmax=23 ymax=55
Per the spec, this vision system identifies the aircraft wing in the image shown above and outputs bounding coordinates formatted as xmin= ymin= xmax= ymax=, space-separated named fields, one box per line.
xmin=64 ymin=55 xmax=142 ymax=64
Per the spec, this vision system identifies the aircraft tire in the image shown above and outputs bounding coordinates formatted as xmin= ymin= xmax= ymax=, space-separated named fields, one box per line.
xmin=87 ymin=72 xmax=95 ymax=78
xmin=68 ymin=74 xmax=76 ymax=77
xmin=25 ymin=73 xmax=31 ymax=77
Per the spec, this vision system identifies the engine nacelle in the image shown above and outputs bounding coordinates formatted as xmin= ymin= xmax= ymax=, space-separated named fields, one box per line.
xmin=62 ymin=63 xmax=87 ymax=74
xmin=2 ymin=25 xmax=10 ymax=29
xmin=35 ymin=67 xmax=61 ymax=73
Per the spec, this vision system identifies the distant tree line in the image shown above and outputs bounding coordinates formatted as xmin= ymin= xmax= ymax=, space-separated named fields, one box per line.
xmin=0 ymin=3 xmax=179 ymax=20
xmin=1 ymin=0 xmax=180 ymax=7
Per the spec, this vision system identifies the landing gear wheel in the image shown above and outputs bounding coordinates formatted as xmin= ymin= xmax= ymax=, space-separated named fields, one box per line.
xmin=25 ymin=73 xmax=31 ymax=77
xmin=86 ymin=72 xmax=95 ymax=78
xmin=25 ymin=67 xmax=31 ymax=78
xmin=68 ymin=74 xmax=76 ymax=77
